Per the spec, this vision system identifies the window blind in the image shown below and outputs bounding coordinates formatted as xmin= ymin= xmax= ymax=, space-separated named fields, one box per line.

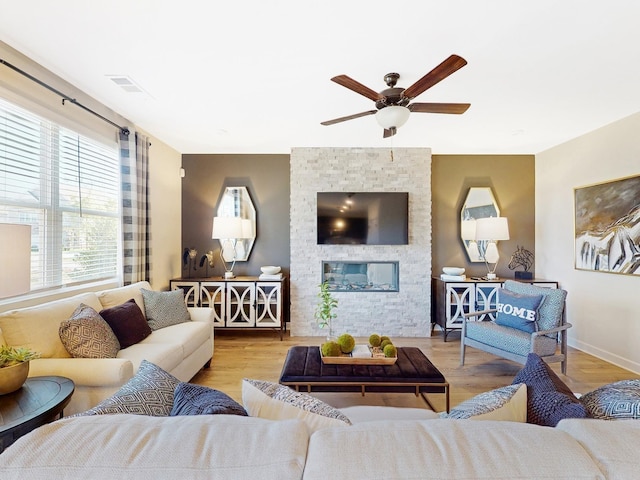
xmin=0 ymin=97 xmax=120 ymax=293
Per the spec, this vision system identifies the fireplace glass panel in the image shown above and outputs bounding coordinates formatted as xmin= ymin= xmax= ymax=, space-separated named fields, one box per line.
xmin=321 ymin=261 xmax=399 ymax=292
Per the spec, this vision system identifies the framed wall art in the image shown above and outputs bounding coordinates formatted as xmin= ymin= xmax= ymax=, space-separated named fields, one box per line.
xmin=574 ymin=174 xmax=640 ymax=276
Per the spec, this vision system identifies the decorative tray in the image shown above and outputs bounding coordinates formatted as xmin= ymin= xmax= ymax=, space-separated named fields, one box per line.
xmin=320 ymin=344 xmax=397 ymax=365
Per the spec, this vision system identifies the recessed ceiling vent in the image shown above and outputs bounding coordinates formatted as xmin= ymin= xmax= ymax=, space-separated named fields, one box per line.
xmin=106 ymin=75 xmax=144 ymax=93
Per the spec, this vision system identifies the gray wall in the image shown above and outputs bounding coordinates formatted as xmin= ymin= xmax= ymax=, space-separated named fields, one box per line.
xmin=180 ymin=154 xmax=290 ymax=280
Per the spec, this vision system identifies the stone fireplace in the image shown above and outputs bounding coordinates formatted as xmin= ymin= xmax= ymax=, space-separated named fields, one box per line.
xmin=290 ymin=147 xmax=432 ymax=337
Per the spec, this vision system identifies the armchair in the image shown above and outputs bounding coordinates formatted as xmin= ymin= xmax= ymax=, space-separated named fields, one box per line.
xmin=460 ymin=280 xmax=570 ymax=374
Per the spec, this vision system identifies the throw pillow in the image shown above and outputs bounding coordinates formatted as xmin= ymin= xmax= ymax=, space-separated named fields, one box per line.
xmin=170 ymin=382 xmax=248 ymax=417
xmin=495 ymin=289 xmax=544 ymax=333
xmin=141 ymin=288 xmax=191 ymax=330
xmin=512 ymin=353 xmax=587 ymax=426
xmin=59 ymin=303 xmax=120 ymax=358
xmin=76 ymin=360 xmax=180 ymax=417
xmin=242 ymin=379 xmax=352 ymax=432
xmin=100 ymin=298 xmax=152 ymax=349
xmin=580 ymin=379 xmax=640 ymax=419
xmin=440 ymin=383 xmax=527 ymax=422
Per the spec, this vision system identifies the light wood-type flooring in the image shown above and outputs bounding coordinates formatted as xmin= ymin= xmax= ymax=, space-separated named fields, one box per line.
xmin=191 ymin=329 xmax=637 ymax=413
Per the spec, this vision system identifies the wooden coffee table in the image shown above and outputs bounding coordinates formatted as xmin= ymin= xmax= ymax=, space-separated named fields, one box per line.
xmin=0 ymin=376 xmax=74 ymax=453
xmin=279 ymin=346 xmax=449 ymax=412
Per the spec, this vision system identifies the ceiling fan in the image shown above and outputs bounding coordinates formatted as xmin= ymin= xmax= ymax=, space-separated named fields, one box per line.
xmin=321 ymin=54 xmax=470 ymax=138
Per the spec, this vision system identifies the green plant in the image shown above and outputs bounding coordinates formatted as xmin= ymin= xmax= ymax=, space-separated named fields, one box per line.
xmin=315 ymin=281 xmax=338 ymax=331
xmin=0 ymin=345 xmax=40 ymax=368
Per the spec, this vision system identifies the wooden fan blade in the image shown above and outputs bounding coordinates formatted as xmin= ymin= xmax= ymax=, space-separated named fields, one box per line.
xmin=409 ymin=102 xmax=470 ymax=114
xmin=403 ymin=55 xmax=468 ymax=100
xmin=383 ymin=127 xmax=397 ymax=138
xmin=331 ymin=75 xmax=384 ymax=101
xmin=321 ymin=110 xmax=376 ymax=126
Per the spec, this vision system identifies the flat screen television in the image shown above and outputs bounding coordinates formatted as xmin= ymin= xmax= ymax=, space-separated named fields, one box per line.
xmin=317 ymin=192 xmax=409 ymax=245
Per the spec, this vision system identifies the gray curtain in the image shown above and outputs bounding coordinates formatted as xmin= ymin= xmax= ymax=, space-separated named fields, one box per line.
xmin=119 ymin=131 xmax=152 ymax=285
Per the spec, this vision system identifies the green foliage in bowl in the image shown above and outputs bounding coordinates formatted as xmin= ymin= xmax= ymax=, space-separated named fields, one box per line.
xmin=0 ymin=345 xmax=40 ymax=368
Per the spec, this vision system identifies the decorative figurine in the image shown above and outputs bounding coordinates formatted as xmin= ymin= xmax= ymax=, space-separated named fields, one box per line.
xmin=508 ymin=245 xmax=534 ymax=279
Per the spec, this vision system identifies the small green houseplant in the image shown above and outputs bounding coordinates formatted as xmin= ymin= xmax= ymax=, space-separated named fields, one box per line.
xmin=0 ymin=345 xmax=40 ymax=395
xmin=0 ymin=345 xmax=40 ymax=368
xmin=315 ymin=281 xmax=338 ymax=339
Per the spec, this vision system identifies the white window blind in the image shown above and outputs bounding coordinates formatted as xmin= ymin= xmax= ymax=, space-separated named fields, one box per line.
xmin=0 ymin=97 xmax=120 ymax=293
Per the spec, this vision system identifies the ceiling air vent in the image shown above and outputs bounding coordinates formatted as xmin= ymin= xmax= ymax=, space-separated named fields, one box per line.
xmin=106 ymin=75 xmax=144 ymax=93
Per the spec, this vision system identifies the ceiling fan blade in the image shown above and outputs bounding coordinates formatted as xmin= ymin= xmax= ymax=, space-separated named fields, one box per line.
xmin=331 ymin=75 xmax=384 ymax=101
xmin=383 ymin=127 xmax=397 ymax=138
xmin=409 ymin=102 xmax=470 ymax=114
xmin=321 ymin=110 xmax=376 ymax=126
xmin=403 ymin=55 xmax=468 ymax=100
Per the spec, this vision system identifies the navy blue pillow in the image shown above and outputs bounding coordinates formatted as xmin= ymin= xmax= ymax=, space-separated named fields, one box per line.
xmin=170 ymin=383 xmax=248 ymax=417
xmin=512 ymin=353 xmax=587 ymax=426
xmin=495 ymin=289 xmax=544 ymax=333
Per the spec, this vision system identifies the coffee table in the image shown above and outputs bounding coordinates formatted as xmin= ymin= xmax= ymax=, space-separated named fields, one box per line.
xmin=0 ymin=376 xmax=74 ymax=453
xmin=279 ymin=346 xmax=449 ymax=412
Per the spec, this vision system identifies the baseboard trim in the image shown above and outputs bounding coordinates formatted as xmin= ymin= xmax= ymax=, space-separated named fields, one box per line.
xmin=569 ymin=338 xmax=640 ymax=374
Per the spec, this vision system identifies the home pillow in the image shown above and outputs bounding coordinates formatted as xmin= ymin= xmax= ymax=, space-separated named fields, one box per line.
xmin=242 ymin=379 xmax=351 ymax=432
xmin=170 ymin=382 xmax=248 ymax=417
xmin=512 ymin=353 xmax=587 ymax=426
xmin=59 ymin=303 xmax=120 ymax=358
xmin=440 ymin=383 xmax=527 ymax=422
xmin=100 ymin=298 xmax=152 ymax=349
xmin=580 ymin=379 xmax=640 ymax=419
xmin=76 ymin=360 xmax=180 ymax=417
xmin=495 ymin=289 xmax=544 ymax=333
xmin=141 ymin=288 xmax=191 ymax=330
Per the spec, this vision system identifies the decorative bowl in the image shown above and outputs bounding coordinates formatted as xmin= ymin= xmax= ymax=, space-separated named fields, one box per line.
xmin=0 ymin=361 xmax=30 ymax=395
xmin=442 ymin=267 xmax=465 ymax=276
xmin=260 ymin=266 xmax=281 ymax=275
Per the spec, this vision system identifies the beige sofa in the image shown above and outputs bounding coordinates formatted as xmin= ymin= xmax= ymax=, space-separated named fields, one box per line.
xmin=0 ymin=412 xmax=637 ymax=479
xmin=0 ymin=281 xmax=214 ymax=415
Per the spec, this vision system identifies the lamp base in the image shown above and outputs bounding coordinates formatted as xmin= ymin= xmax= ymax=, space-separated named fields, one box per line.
xmin=485 ymin=273 xmax=497 ymax=280
xmin=224 ymin=271 xmax=235 ymax=279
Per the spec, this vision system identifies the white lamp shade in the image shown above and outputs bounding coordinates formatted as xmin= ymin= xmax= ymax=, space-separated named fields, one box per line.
xmin=375 ymin=106 xmax=410 ymax=129
xmin=212 ymin=216 xmax=243 ymax=239
xmin=461 ymin=219 xmax=477 ymax=240
xmin=0 ymin=223 xmax=31 ymax=298
xmin=475 ymin=217 xmax=510 ymax=241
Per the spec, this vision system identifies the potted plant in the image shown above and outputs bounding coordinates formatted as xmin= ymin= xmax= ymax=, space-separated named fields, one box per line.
xmin=0 ymin=345 xmax=40 ymax=395
xmin=315 ymin=281 xmax=338 ymax=340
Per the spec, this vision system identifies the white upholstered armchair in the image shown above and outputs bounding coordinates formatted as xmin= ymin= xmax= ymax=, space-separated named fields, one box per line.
xmin=460 ymin=280 xmax=571 ymax=374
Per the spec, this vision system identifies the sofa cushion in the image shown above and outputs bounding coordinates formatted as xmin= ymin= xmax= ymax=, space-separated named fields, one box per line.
xmin=339 ymin=405 xmax=439 ymax=423
xmin=441 ymin=383 xmax=527 ymax=421
xmin=138 ymin=320 xmax=211 ymax=358
xmin=59 ymin=303 xmax=120 ymax=358
xmin=96 ymin=280 xmax=150 ymax=313
xmin=466 ymin=320 xmax=558 ymax=357
xmin=170 ymin=383 xmax=248 ymax=417
xmin=99 ymin=299 xmax=151 ymax=349
xmin=303 ymin=419 xmax=603 ymax=480
xmin=117 ymin=342 xmax=183 ymax=375
xmin=141 ymin=288 xmax=191 ymax=330
xmin=0 ymin=415 xmax=309 ymax=480
xmin=0 ymin=292 xmax=103 ymax=358
xmin=495 ymin=289 xmax=544 ymax=333
xmin=580 ymin=379 xmax=640 ymax=419
xmin=512 ymin=353 xmax=587 ymax=426
xmin=77 ymin=360 xmax=180 ymax=416
xmin=242 ymin=379 xmax=351 ymax=432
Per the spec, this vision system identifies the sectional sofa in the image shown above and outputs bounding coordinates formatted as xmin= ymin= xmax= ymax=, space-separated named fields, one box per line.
xmin=0 ymin=281 xmax=214 ymax=414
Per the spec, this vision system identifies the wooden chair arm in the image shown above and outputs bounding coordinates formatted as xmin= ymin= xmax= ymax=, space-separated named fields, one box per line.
xmin=531 ymin=322 xmax=572 ymax=337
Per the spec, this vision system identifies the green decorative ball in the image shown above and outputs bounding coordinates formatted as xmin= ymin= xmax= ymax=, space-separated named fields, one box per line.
xmin=380 ymin=335 xmax=391 ymax=344
xmin=380 ymin=339 xmax=393 ymax=350
xmin=337 ymin=333 xmax=356 ymax=353
xmin=321 ymin=341 xmax=342 ymax=357
xmin=383 ymin=344 xmax=397 ymax=358
xmin=368 ymin=334 xmax=382 ymax=347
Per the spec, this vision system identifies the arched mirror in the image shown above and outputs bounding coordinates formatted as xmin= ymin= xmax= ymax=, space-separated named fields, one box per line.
xmin=215 ymin=187 xmax=256 ymax=261
xmin=460 ymin=187 xmax=500 ymax=262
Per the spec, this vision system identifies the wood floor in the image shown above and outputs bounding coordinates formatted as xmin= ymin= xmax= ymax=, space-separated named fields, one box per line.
xmin=190 ymin=329 xmax=637 ymax=413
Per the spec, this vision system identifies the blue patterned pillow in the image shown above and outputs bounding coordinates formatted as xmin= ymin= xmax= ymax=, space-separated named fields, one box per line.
xmin=512 ymin=353 xmax=587 ymax=426
xmin=495 ymin=289 xmax=544 ymax=333
xmin=170 ymin=383 xmax=248 ymax=417
xmin=441 ymin=383 xmax=527 ymax=421
xmin=141 ymin=288 xmax=191 ymax=330
xmin=581 ymin=379 xmax=640 ymax=419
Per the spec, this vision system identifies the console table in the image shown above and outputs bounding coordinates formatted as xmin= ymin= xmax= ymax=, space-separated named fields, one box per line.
xmin=170 ymin=276 xmax=286 ymax=338
xmin=431 ymin=277 xmax=559 ymax=341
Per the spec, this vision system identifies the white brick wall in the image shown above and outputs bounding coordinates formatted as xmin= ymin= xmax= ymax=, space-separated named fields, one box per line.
xmin=290 ymin=147 xmax=432 ymax=337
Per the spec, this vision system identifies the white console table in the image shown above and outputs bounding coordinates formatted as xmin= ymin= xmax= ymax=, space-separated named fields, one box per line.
xmin=431 ymin=277 xmax=559 ymax=341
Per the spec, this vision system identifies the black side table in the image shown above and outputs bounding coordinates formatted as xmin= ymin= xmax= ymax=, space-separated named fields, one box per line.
xmin=0 ymin=375 xmax=74 ymax=453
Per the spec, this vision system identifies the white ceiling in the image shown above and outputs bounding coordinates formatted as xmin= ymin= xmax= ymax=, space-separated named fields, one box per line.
xmin=1 ymin=1 xmax=640 ymax=155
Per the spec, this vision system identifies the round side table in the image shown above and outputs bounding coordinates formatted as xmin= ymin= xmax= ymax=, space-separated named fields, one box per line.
xmin=0 ymin=375 xmax=74 ymax=453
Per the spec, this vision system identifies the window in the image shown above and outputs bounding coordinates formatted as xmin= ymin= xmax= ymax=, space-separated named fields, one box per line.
xmin=0 ymin=97 xmax=121 ymax=294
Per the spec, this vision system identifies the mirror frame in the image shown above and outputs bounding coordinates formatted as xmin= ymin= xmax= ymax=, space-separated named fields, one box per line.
xmin=216 ymin=186 xmax=256 ymax=261
xmin=460 ymin=187 xmax=500 ymax=262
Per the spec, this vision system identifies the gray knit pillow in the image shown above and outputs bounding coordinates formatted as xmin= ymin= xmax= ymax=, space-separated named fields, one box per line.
xmin=59 ymin=303 xmax=120 ymax=358
xmin=141 ymin=288 xmax=191 ymax=330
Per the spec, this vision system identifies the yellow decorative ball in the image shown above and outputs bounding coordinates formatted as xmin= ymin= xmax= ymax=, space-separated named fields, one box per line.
xmin=380 ymin=339 xmax=393 ymax=350
xmin=383 ymin=344 xmax=397 ymax=358
xmin=321 ymin=341 xmax=342 ymax=357
xmin=337 ymin=333 xmax=356 ymax=353
xmin=368 ymin=334 xmax=382 ymax=347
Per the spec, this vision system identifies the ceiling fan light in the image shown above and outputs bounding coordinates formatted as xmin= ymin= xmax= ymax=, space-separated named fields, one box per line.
xmin=375 ymin=105 xmax=410 ymax=129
